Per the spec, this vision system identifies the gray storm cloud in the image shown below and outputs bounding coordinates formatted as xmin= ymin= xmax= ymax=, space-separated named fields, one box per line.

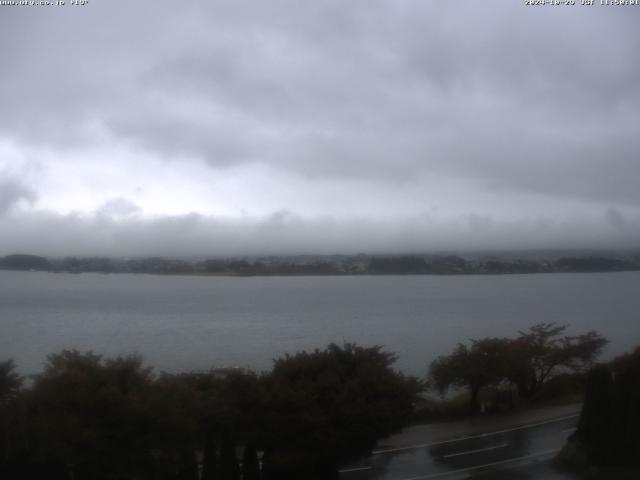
xmin=0 ymin=177 xmax=37 ymax=215
xmin=96 ymin=198 xmax=142 ymax=219
xmin=0 ymin=0 xmax=639 ymax=255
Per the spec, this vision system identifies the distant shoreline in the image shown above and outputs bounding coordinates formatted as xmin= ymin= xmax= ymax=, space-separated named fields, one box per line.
xmin=2 ymin=266 xmax=639 ymax=279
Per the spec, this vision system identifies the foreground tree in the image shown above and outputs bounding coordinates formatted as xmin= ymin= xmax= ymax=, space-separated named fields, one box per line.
xmin=0 ymin=360 xmax=23 ymax=470
xmin=0 ymin=360 xmax=22 ymax=403
xmin=25 ymin=351 xmax=161 ymax=479
xmin=219 ymin=430 xmax=240 ymax=480
xmin=574 ymin=364 xmax=614 ymax=464
xmin=241 ymin=443 xmax=260 ymax=480
xmin=428 ymin=324 xmax=608 ymax=411
xmin=568 ymin=346 xmax=640 ymax=467
xmin=428 ymin=338 xmax=510 ymax=413
xmin=507 ymin=323 xmax=607 ymax=399
xmin=201 ymin=431 xmax=219 ymax=480
xmin=1 ymin=344 xmax=425 ymax=479
xmin=261 ymin=343 xmax=421 ymax=478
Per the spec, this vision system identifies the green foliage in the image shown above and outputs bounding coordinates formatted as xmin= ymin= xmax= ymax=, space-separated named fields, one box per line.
xmin=219 ymin=430 xmax=240 ymax=480
xmin=262 ymin=343 xmax=422 ymax=473
xmin=369 ymin=256 xmax=429 ymax=274
xmin=576 ymin=364 xmax=614 ymax=464
xmin=428 ymin=323 xmax=608 ymax=413
xmin=0 ymin=343 xmax=421 ymax=479
xmin=429 ymin=338 xmax=510 ymax=412
xmin=508 ymin=323 xmax=607 ymax=399
xmin=27 ymin=351 xmax=158 ymax=478
xmin=0 ymin=254 xmax=50 ymax=271
xmin=535 ymin=372 xmax=586 ymax=402
xmin=241 ymin=443 xmax=260 ymax=480
xmin=555 ymin=257 xmax=629 ymax=272
xmin=0 ymin=359 xmax=24 ymax=477
xmin=201 ymin=432 xmax=219 ymax=480
xmin=0 ymin=359 xmax=22 ymax=402
xmin=573 ymin=347 xmax=640 ymax=466
xmin=177 ymin=449 xmax=199 ymax=480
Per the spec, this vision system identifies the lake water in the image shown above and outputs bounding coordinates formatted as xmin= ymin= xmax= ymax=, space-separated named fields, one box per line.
xmin=1 ymin=270 xmax=639 ymax=376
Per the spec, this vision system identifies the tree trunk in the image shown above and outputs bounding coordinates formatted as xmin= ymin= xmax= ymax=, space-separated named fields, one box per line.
xmin=202 ymin=432 xmax=219 ymax=480
xmin=515 ymin=382 xmax=527 ymax=400
xmin=241 ymin=443 xmax=261 ymax=480
xmin=470 ymin=385 xmax=481 ymax=414
xmin=219 ymin=432 xmax=239 ymax=480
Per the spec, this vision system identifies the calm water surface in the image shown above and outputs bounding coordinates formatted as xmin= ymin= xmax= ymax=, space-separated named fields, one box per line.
xmin=1 ymin=271 xmax=639 ymax=375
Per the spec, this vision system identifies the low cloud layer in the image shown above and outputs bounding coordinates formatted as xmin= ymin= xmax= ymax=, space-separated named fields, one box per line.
xmin=2 ymin=206 xmax=638 ymax=258
xmin=1 ymin=1 xmax=639 ymax=255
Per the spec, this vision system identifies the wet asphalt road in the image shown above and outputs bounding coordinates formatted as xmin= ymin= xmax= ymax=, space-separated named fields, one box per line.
xmin=338 ymin=415 xmax=582 ymax=480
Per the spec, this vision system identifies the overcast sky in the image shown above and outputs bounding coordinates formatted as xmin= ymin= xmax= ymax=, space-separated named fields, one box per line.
xmin=1 ymin=0 xmax=639 ymax=256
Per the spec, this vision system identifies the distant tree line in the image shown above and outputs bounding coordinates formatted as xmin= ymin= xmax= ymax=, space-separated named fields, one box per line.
xmin=0 ymin=344 xmax=420 ymax=480
xmin=368 ymin=255 xmax=636 ymax=275
xmin=1 ymin=253 xmax=639 ymax=276
xmin=0 ymin=254 xmax=640 ymax=276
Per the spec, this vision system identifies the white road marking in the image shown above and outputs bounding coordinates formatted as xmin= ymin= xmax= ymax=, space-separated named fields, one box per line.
xmin=562 ymin=427 xmax=577 ymax=433
xmin=441 ymin=442 xmax=509 ymax=459
xmin=400 ymin=448 xmax=560 ymax=480
xmin=371 ymin=414 xmax=579 ymax=455
xmin=338 ymin=466 xmax=373 ymax=473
